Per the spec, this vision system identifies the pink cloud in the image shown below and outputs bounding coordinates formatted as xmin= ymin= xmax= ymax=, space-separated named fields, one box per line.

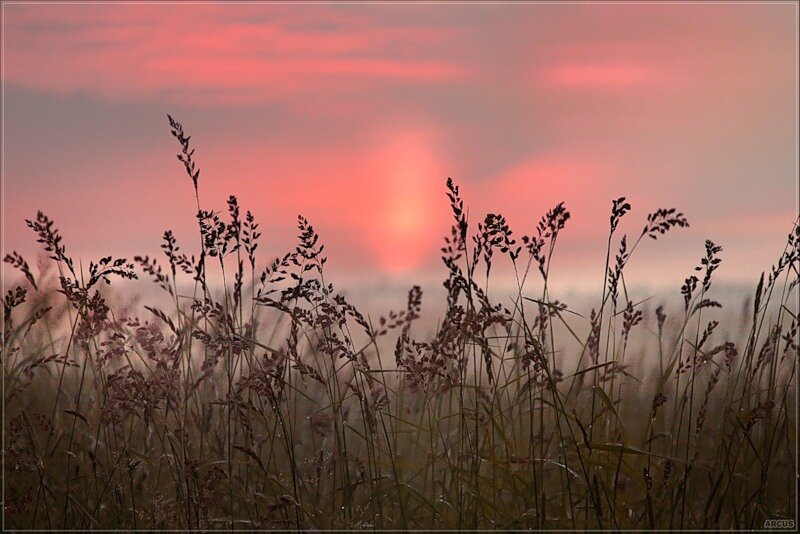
xmin=2 ymin=4 xmax=465 ymax=105
xmin=541 ymin=60 xmax=684 ymax=90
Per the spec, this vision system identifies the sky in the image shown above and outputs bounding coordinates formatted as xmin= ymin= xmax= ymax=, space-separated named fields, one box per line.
xmin=2 ymin=2 xmax=798 ymax=298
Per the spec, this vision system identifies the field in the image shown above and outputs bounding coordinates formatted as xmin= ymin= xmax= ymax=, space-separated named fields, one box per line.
xmin=3 ymin=117 xmax=798 ymax=530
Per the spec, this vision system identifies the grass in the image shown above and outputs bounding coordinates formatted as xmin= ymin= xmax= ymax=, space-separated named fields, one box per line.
xmin=2 ymin=116 xmax=797 ymax=530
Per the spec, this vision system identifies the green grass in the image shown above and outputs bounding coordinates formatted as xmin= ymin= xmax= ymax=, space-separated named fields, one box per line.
xmin=2 ymin=116 xmax=797 ymax=530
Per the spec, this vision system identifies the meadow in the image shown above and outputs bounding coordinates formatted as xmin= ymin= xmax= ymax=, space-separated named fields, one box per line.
xmin=3 ymin=116 xmax=797 ymax=530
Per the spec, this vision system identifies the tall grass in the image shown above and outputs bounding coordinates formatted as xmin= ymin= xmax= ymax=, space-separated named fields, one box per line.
xmin=3 ymin=116 xmax=797 ymax=530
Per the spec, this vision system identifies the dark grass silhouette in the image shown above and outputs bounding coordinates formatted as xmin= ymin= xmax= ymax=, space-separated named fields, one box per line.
xmin=3 ymin=116 xmax=797 ymax=530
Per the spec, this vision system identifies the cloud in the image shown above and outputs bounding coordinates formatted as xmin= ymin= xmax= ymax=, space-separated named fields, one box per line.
xmin=540 ymin=60 xmax=684 ymax=90
xmin=3 ymin=4 xmax=465 ymax=106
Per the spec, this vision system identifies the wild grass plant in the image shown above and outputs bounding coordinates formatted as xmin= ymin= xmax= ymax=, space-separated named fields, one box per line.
xmin=2 ymin=117 xmax=798 ymax=530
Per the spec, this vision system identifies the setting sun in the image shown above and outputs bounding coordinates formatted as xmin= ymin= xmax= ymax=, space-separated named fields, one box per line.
xmin=371 ymin=129 xmax=445 ymax=273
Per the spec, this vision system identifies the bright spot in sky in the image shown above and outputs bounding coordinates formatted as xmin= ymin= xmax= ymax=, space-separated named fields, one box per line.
xmin=371 ymin=129 xmax=444 ymax=273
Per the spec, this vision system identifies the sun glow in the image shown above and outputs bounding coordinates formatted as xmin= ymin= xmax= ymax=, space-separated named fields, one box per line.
xmin=370 ymin=129 xmax=445 ymax=273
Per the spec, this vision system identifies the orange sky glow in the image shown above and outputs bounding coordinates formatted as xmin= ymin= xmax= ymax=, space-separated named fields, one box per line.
xmin=2 ymin=2 xmax=797 ymax=296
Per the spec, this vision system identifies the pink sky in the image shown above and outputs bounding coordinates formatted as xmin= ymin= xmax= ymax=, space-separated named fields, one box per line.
xmin=2 ymin=2 xmax=797 ymax=294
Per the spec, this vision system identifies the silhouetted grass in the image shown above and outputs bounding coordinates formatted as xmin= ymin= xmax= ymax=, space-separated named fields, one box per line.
xmin=2 ymin=116 xmax=797 ymax=530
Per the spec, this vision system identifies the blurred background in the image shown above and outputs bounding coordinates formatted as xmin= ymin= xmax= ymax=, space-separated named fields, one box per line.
xmin=3 ymin=2 xmax=797 ymax=312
